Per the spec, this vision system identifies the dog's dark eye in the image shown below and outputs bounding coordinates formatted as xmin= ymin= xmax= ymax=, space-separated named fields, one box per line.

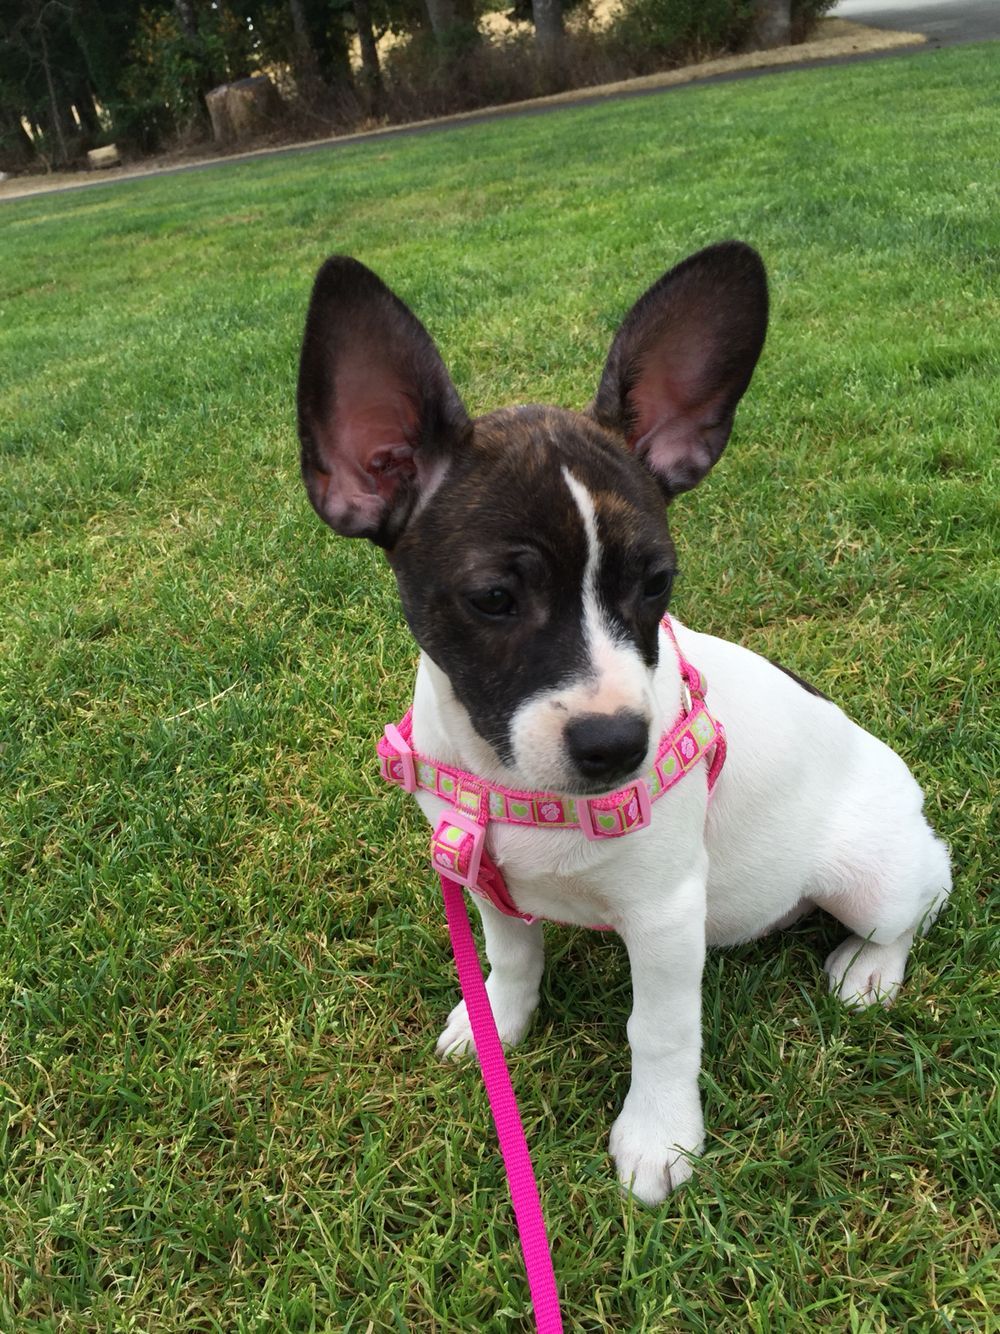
xmin=468 ymin=588 xmax=516 ymax=618
xmin=642 ymin=570 xmax=674 ymax=602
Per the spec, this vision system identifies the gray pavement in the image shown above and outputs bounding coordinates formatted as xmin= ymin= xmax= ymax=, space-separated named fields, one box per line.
xmin=833 ymin=0 xmax=1000 ymax=46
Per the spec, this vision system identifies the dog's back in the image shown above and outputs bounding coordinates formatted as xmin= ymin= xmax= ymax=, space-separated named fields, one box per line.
xmin=673 ymin=623 xmax=951 ymax=951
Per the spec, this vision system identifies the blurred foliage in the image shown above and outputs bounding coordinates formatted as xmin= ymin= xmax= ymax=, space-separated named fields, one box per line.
xmin=0 ymin=0 xmax=833 ymax=167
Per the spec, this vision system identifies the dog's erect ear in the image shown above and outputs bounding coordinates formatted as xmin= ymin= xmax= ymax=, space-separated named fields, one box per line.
xmin=297 ymin=256 xmax=470 ymax=546
xmin=592 ymin=241 xmax=768 ymax=498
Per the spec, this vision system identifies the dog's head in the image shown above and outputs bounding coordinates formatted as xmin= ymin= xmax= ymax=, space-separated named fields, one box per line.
xmin=298 ymin=244 xmax=767 ymax=792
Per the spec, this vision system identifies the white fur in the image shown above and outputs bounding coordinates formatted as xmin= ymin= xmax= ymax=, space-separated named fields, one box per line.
xmin=409 ymin=485 xmax=952 ymax=1206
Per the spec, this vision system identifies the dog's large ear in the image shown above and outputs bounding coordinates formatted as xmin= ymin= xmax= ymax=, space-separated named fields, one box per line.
xmin=297 ymin=257 xmax=470 ymax=546
xmin=592 ymin=241 xmax=768 ymax=498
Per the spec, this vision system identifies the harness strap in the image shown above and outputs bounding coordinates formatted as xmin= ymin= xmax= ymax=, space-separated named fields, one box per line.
xmin=440 ymin=873 xmax=563 ymax=1334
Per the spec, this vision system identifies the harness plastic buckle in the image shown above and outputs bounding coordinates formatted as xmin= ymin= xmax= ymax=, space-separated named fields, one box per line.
xmin=680 ymin=680 xmax=693 ymax=716
xmin=383 ymin=722 xmax=417 ymax=793
xmin=431 ymin=809 xmax=486 ymax=889
xmin=578 ymin=778 xmax=652 ymax=841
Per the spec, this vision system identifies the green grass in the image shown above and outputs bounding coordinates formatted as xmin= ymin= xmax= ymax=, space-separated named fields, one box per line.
xmin=2 ymin=41 xmax=998 ymax=1333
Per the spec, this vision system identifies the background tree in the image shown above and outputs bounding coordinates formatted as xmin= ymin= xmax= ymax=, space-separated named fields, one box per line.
xmin=0 ymin=0 xmax=82 ymax=166
xmin=755 ymin=0 xmax=790 ymax=47
xmin=351 ymin=0 xmax=383 ymax=114
xmin=531 ymin=0 xmax=563 ymax=59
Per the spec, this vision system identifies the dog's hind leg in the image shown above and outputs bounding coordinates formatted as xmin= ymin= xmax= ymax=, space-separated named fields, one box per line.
xmin=436 ymin=899 xmax=545 ymax=1059
xmin=817 ymin=813 xmax=951 ymax=1011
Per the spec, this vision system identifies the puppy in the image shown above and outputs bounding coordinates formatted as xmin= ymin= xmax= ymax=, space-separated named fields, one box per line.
xmin=297 ymin=243 xmax=952 ymax=1205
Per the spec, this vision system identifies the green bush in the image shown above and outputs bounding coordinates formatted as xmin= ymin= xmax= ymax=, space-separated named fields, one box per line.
xmin=792 ymin=0 xmax=838 ymax=40
xmin=113 ymin=5 xmax=255 ymax=151
xmin=613 ymin=0 xmax=756 ymax=61
xmin=612 ymin=0 xmax=836 ymax=60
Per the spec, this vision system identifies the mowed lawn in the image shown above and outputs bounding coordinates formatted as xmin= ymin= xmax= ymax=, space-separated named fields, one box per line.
xmin=2 ymin=42 xmax=998 ymax=1333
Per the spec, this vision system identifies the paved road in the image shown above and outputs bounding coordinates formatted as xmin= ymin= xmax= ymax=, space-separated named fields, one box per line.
xmin=833 ymin=0 xmax=1000 ymax=45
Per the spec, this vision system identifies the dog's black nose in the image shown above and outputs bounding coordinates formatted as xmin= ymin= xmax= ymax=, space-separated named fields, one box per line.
xmin=565 ymin=711 xmax=649 ymax=785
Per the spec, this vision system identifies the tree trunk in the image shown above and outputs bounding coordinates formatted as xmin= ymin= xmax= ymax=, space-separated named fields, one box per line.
xmin=353 ymin=0 xmax=384 ymax=115
xmin=424 ymin=0 xmax=457 ymax=40
xmin=71 ymin=80 xmax=101 ymax=138
xmin=425 ymin=0 xmax=480 ymax=49
xmin=288 ymin=0 xmax=318 ymax=77
xmin=532 ymin=0 xmax=564 ymax=58
xmin=37 ymin=20 xmax=70 ymax=166
xmin=2 ymin=114 xmax=38 ymax=168
xmin=170 ymin=0 xmax=216 ymax=129
xmin=288 ymin=0 xmax=327 ymax=100
xmin=315 ymin=13 xmax=354 ymax=92
xmin=453 ymin=0 xmax=478 ymax=34
xmin=173 ymin=0 xmax=198 ymax=39
xmin=754 ymin=0 xmax=791 ymax=48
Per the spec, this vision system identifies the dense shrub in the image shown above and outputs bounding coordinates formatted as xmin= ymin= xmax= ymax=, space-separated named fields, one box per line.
xmin=379 ymin=28 xmax=657 ymax=118
xmin=379 ymin=0 xmax=820 ymax=123
xmin=113 ymin=6 xmax=257 ymax=148
xmin=378 ymin=0 xmax=838 ymax=126
xmin=791 ymin=0 xmax=838 ymax=41
xmin=612 ymin=0 xmax=756 ymax=61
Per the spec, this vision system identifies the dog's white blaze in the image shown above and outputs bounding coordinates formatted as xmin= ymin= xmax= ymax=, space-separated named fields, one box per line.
xmin=506 ymin=468 xmax=655 ymax=788
xmin=561 ymin=467 xmax=653 ymax=722
xmin=561 ymin=468 xmax=600 ymax=601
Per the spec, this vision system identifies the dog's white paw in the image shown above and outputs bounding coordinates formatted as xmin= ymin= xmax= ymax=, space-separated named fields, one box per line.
xmin=435 ymin=994 xmax=534 ymax=1060
xmin=824 ymin=933 xmax=911 ymax=1011
xmin=435 ymin=1000 xmax=476 ymax=1060
xmin=609 ymin=1091 xmax=704 ymax=1206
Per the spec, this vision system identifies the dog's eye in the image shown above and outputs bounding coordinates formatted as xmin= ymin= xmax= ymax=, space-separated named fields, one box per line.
xmin=642 ymin=570 xmax=674 ymax=601
xmin=468 ymin=588 xmax=516 ymax=618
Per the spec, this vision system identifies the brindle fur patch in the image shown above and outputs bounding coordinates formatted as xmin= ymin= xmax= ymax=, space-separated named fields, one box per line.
xmin=770 ymin=660 xmax=831 ymax=701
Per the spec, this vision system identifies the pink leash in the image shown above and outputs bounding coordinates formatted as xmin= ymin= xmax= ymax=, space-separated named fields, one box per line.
xmin=440 ymin=873 xmax=564 ymax=1334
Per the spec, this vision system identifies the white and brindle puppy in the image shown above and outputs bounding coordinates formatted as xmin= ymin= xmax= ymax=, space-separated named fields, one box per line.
xmin=297 ymin=243 xmax=952 ymax=1206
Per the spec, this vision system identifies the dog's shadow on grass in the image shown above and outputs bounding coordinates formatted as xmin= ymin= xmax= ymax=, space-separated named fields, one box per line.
xmin=538 ymin=910 xmax=846 ymax=1033
xmin=529 ymin=911 xmax=869 ymax=1126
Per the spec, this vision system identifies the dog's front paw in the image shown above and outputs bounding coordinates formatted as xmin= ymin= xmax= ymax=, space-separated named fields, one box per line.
xmin=434 ymin=993 xmax=534 ymax=1061
xmin=435 ymin=1000 xmax=476 ymax=1060
xmin=609 ymin=1090 xmax=704 ymax=1206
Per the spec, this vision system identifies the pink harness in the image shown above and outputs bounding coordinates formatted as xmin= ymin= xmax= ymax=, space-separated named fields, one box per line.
xmin=378 ymin=616 xmax=725 ymax=1332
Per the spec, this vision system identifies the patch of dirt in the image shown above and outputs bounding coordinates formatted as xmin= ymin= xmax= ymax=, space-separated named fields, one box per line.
xmin=0 ymin=20 xmax=924 ymax=203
